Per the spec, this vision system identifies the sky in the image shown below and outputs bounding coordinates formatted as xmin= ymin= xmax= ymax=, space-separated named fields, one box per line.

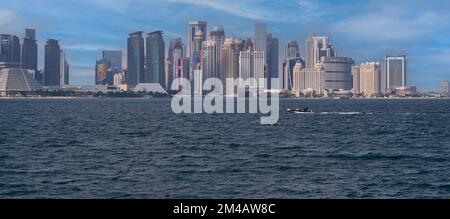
xmin=1 ymin=0 xmax=450 ymax=91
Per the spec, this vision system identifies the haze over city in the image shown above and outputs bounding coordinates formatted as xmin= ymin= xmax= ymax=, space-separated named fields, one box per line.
xmin=1 ymin=0 xmax=450 ymax=91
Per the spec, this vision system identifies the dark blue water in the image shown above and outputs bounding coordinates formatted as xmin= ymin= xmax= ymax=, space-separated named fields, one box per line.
xmin=1 ymin=98 xmax=450 ymax=198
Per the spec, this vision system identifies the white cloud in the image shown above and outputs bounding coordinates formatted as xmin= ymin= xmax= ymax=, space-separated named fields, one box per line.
xmin=63 ymin=44 xmax=119 ymax=51
xmin=332 ymin=7 xmax=446 ymax=41
xmin=0 ymin=10 xmax=16 ymax=27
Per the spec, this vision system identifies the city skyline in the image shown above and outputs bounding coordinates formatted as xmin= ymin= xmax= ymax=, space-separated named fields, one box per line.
xmin=1 ymin=0 xmax=450 ymax=91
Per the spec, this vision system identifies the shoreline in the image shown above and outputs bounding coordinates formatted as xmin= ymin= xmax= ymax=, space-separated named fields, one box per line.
xmin=1 ymin=96 xmax=449 ymax=100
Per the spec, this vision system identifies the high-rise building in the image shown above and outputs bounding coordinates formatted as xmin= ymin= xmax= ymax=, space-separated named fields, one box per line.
xmin=239 ymin=50 xmax=265 ymax=88
xmin=306 ymin=34 xmax=335 ymax=69
xmin=220 ymin=38 xmax=240 ymax=84
xmin=190 ymin=29 xmax=205 ymax=80
xmin=351 ymin=65 xmax=360 ymax=93
xmin=21 ymin=29 xmax=38 ymax=71
xmin=0 ymin=34 xmax=21 ymax=65
xmin=359 ymin=62 xmax=381 ymax=96
xmin=303 ymin=68 xmax=324 ymax=93
xmin=187 ymin=21 xmax=207 ymax=59
xmin=386 ymin=55 xmax=407 ymax=89
xmin=60 ymin=50 xmax=69 ymax=85
xmin=44 ymin=39 xmax=61 ymax=86
xmin=210 ymin=26 xmax=225 ymax=45
xmin=145 ymin=31 xmax=165 ymax=87
xmin=239 ymin=38 xmax=254 ymax=52
xmin=202 ymin=39 xmax=220 ymax=81
xmin=173 ymin=57 xmax=190 ymax=91
xmin=102 ymin=50 xmax=122 ymax=71
xmin=113 ymin=71 xmax=126 ymax=86
xmin=266 ymin=33 xmax=278 ymax=89
xmin=320 ymin=57 xmax=354 ymax=90
xmin=442 ymin=80 xmax=449 ymax=96
xmin=254 ymin=23 xmax=267 ymax=54
xmin=292 ymin=61 xmax=304 ymax=93
xmin=282 ymin=58 xmax=304 ymax=90
xmin=285 ymin=40 xmax=300 ymax=59
xmin=95 ymin=59 xmax=112 ymax=85
xmin=167 ymin=38 xmax=184 ymax=89
xmin=127 ymin=31 xmax=145 ymax=87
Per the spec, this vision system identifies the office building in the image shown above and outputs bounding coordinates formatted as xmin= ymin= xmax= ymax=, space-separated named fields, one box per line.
xmin=285 ymin=40 xmax=300 ymax=59
xmin=254 ymin=23 xmax=267 ymax=54
xmin=102 ymin=50 xmax=122 ymax=71
xmin=266 ymin=33 xmax=278 ymax=89
xmin=320 ymin=57 xmax=354 ymax=90
xmin=127 ymin=31 xmax=145 ymax=87
xmin=306 ymin=34 xmax=335 ymax=69
xmin=190 ymin=29 xmax=205 ymax=80
xmin=220 ymin=38 xmax=240 ymax=83
xmin=187 ymin=21 xmax=207 ymax=58
xmin=95 ymin=59 xmax=112 ymax=85
xmin=21 ymin=29 xmax=38 ymax=71
xmin=303 ymin=68 xmax=324 ymax=93
xmin=210 ymin=26 xmax=225 ymax=45
xmin=292 ymin=61 xmax=304 ymax=94
xmin=202 ymin=39 xmax=220 ymax=81
xmin=282 ymin=58 xmax=304 ymax=90
xmin=60 ymin=50 xmax=69 ymax=85
xmin=239 ymin=50 xmax=265 ymax=88
xmin=167 ymin=38 xmax=184 ymax=89
xmin=145 ymin=31 xmax=165 ymax=87
xmin=44 ymin=39 xmax=61 ymax=86
xmin=442 ymin=80 xmax=449 ymax=96
xmin=351 ymin=65 xmax=360 ymax=93
xmin=386 ymin=55 xmax=407 ymax=89
xmin=359 ymin=62 xmax=381 ymax=96
xmin=0 ymin=34 xmax=20 ymax=65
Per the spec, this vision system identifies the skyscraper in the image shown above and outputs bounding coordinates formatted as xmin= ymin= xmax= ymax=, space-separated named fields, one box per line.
xmin=210 ymin=26 xmax=225 ymax=45
xmin=285 ymin=40 xmax=300 ymax=59
xmin=102 ymin=50 xmax=122 ymax=71
xmin=351 ymin=65 xmax=360 ymax=93
xmin=187 ymin=21 xmax=207 ymax=59
xmin=95 ymin=59 xmax=111 ymax=85
xmin=145 ymin=31 xmax=165 ymax=87
xmin=21 ymin=29 xmax=38 ymax=71
xmin=386 ymin=55 xmax=407 ymax=89
xmin=442 ymin=80 xmax=449 ymax=96
xmin=266 ymin=33 xmax=278 ymax=89
xmin=60 ymin=50 xmax=69 ymax=85
xmin=306 ymin=34 xmax=335 ymax=69
xmin=254 ymin=23 xmax=267 ymax=54
xmin=292 ymin=61 xmax=304 ymax=93
xmin=202 ymin=39 xmax=220 ymax=81
xmin=190 ymin=29 xmax=205 ymax=80
xmin=0 ymin=34 xmax=21 ymax=65
xmin=168 ymin=38 xmax=184 ymax=89
xmin=239 ymin=50 xmax=265 ymax=88
xmin=44 ymin=39 xmax=61 ymax=86
xmin=127 ymin=31 xmax=144 ymax=87
xmin=220 ymin=38 xmax=240 ymax=84
xmin=320 ymin=57 xmax=354 ymax=90
xmin=282 ymin=58 xmax=304 ymax=90
xmin=359 ymin=62 xmax=381 ymax=96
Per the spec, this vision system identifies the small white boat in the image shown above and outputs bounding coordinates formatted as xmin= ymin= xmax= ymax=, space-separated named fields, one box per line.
xmin=286 ymin=108 xmax=313 ymax=114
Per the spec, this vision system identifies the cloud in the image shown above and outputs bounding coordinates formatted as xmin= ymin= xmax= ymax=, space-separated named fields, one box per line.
xmin=165 ymin=0 xmax=321 ymax=22
xmin=332 ymin=7 xmax=446 ymax=41
xmin=70 ymin=65 xmax=94 ymax=85
xmin=64 ymin=44 xmax=119 ymax=51
xmin=0 ymin=10 xmax=16 ymax=27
